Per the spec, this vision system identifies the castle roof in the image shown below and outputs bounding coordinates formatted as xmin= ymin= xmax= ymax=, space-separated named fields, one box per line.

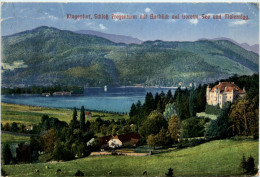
xmin=211 ymin=82 xmax=245 ymax=93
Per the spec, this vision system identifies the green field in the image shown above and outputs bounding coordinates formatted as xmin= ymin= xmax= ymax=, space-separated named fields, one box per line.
xmin=1 ymin=103 xmax=128 ymax=125
xmin=2 ymin=139 xmax=258 ymax=176
xmin=1 ymin=133 xmax=31 ymax=144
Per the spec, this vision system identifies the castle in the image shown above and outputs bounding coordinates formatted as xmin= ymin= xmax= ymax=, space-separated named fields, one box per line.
xmin=206 ymin=82 xmax=246 ymax=108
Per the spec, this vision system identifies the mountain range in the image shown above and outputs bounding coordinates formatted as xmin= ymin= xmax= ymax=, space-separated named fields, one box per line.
xmin=198 ymin=37 xmax=259 ymax=54
xmin=1 ymin=26 xmax=259 ymax=87
xmin=75 ymin=30 xmax=142 ymax=44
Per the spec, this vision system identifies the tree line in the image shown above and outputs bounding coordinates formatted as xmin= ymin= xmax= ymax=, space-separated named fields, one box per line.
xmin=1 ymin=85 xmax=84 ymax=95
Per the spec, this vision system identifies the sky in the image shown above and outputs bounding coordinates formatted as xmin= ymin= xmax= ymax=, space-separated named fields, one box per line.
xmin=1 ymin=3 xmax=259 ymax=45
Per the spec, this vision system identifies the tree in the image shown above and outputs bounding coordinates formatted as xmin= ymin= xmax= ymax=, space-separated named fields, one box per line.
xmin=147 ymin=134 xmax=157 ymax=149
xmin=156 ymin=128 xmax=171 ymax=147
xmin=80 ymin=106 xmax=85 ymax=131
xmin=129 ymin=103 xmax=137 ymax=118
xmin=70 ymin=107 xmax=78 ymax=130
xmin=30 ymin=135 xmax=40 ymax=162
xmin=143 ymin=92 xmax=155 ymax=116
xmin=163 ymin=103 xmax=177 ymax=121
xmin=168 ymin=115 xmax=181 ymax=142
xmin=3 ymin=123 xmax=10 ymax=131
xmin=40 ymin=129 xmax=57 ymax=153
xmin=189 ymin=83 xmax=196 ymax=117
xmin=2 ymin=144 xmax=12 ymax=164
xmin=181 ymin=118 xmax=206 ymax=138
xmin=166 ymin=90 xmax=174 ymax=104
xmin=41 ymin=115 xmax=49 ymax=125
xmin=157 ymin=91 xmax=166 ymax=113
xmin=10 ymin=122 xmax=19 ymax=133
xmin=139 ymin=111 xmax=167 ymax=138
xmin=165 ymin=168 xmax=174 ymax=177
xmin=230 ymin=98 xmax=258 ymax=136
xmin=16 ymin=143 xmax=32 ymax=163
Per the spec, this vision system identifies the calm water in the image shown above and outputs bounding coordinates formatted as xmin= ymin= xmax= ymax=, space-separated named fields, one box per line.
xmin=2 ymin=87 xmax=176 ymax=113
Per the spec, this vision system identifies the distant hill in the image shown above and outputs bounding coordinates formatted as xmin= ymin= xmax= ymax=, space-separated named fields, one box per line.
xmin=75 ymin=30 xmax=143 ymax=44
xmin=198 ymin=37 xmax=259 ymax=54
xmin=2 ymin=26 xmax=259 ymax=87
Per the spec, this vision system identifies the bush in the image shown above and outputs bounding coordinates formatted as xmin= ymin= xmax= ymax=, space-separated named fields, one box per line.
xmin=75 ymin=170 xmax=84 ymax=176
xmin=165 ymin=168 xmax=174 ymax=177
xmin=1 ymin=168 xmax=8 ymax=176
xmin=205 ymin=104 xmax=221 ymax=115
xmin=240 ymin=154 xmax=257 ymax=175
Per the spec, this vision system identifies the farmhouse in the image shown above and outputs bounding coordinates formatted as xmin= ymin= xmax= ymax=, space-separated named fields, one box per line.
xmin=206 ymin=82 xmax=246 ymax=108
xmin=99 ymin=132 xmax=141 ymax=149
xmin=53 ymin=91 xmax=71 ymax=96
xmin=85 ymin=111 xmax=92 ymax=118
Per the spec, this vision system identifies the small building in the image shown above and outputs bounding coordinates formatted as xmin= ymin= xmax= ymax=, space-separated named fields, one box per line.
xmin=25 ymin=125 xmax=34 ymax=131
xmin=102 ymin=132 xmax=141 ymax=149
xmin=53 ymin=91 xmax=71 ymax=96
xmin=85 ymin=111 xmax=92 ymax=118
xmin=206 ymin=82 xmax=246 ymax=108
xmin=99 ymin=135 xmax=112 ymax=149
xmin=42 ymin=93 xmax=50 ymax=96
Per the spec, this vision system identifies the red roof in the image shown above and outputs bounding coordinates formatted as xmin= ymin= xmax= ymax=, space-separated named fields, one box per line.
xmin=211 ymin=82 xmax=244 ymax=93
xmin=117 ymin=132 xmax=141 ymax=143
xmin=99 ymin=135 xmax=112 ymax=146
xmin=85 ymin=111 xmax=92 ymax=115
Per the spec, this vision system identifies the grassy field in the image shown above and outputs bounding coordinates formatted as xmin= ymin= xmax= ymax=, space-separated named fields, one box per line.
xmin=1 ymin=103 xmax=128 ymax=125
xmin=1 ymin=133 xmax=30 ymax=144
xmin=2 ymin=139 xmax=258 ymax=176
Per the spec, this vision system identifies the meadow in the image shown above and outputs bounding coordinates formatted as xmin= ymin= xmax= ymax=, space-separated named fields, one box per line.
xmin=2 ymin=139 xmax=258 ymax=176
xmin=1 ymin=133 xmax=30 ymax=144
xmin=1 ymin=103 xmax=128 ymax=126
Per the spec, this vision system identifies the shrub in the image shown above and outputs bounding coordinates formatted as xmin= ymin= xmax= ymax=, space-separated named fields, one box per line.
xmin=240 ymin=154 xmax=257 ymax=175
xmin=165 ymin=168 xmax=174 ymax=177
xmin=1 ymin=168 xmax=8 ymax=176
xmin=75 ymin=170 xmax=84 ymax=176
xmin=205 ymin=104 xmax=221 ymax=115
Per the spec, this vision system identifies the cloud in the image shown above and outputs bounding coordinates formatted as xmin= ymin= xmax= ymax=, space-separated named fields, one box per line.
xmin=167 ymin=19 xmax=176 ymax=23
xmin=189 ymin=19 xmax=198 ymax=25
xmin=144 ymin=8 xmax=152 ymax=13
xmin=99 ymin=24 xmax=107 ymax=30
xmin=230 ymin=20 xmax=248 ymax=26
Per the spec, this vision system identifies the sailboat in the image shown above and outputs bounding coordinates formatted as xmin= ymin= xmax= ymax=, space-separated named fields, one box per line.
xmin=104 ymin=85 xmax=107 ymax=92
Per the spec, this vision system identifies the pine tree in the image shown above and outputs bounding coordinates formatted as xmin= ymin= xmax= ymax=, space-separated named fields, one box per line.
xmin=3 ymin=144 xmax=12 ymax=164
xmin=189 ymin=83 xmax=196 ymax=117
xmin=129 ymin=103 xmax=137 ymax=118
xmin=80 ymin=106 xmax=85 ymax=131
xmin=166 ymin=90 xmax=173 ymax=104
xmin=143 ymin=92 xmax=155 ymax=116
xmin=71 ymin=107 xmax=77 ymax=130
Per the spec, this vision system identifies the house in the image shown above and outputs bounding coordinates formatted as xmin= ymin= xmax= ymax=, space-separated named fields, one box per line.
xmin=102 ymin=132 xmax=141 ymax=149
xmin=53 ymin=91 xmax=71 ymax=96
xmin=206 ymin=82 xmax=246 ymax=108
xmin=86 ymin=138 xmax=95 ymax=146
xmin=85 ymin=111 xmax=92 ymax=118
xmin=99 ymin=135 xmax=112 ymax=149
xmin=25 ymin=125 xmax=34 ymax=131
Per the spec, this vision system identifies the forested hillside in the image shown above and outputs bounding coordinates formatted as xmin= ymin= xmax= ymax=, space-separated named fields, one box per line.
xmin=2 ymin=26 xmax=258 ymax=87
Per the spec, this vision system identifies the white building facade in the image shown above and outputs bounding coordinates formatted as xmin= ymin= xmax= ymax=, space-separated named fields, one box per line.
xmin=206 ymin=82 xmax=246 ymax=108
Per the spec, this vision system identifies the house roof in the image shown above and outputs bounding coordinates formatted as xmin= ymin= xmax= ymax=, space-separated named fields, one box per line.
xmin=99 ymin=135 xmax=112 ymax=146
xmin=117 ymin=132 xmax=141 ymax=143
xmin=85 ymin=111 xmax=92 ymax=115
xmin=99 ymin=132 xmax=141 ymax=145
xmin=211 ymin=82 xmax=244 ymax=93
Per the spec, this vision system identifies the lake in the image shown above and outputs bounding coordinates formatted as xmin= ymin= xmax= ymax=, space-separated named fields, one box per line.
xmin=1 ymin=87 xmax=176 ymax=113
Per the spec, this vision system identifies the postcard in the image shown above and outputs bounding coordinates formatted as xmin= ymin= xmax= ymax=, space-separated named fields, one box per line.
xmin=1 ymin=1 xmax=259 ymax=176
